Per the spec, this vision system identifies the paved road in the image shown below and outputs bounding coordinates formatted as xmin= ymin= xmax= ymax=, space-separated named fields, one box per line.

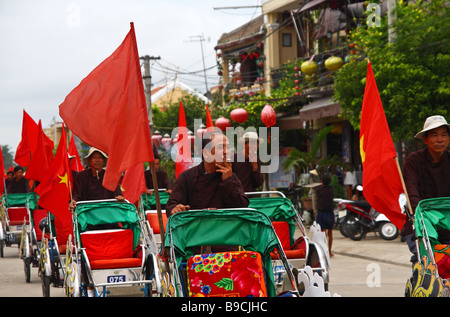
xmin=0 ymin=229 xmax=413 ymax=297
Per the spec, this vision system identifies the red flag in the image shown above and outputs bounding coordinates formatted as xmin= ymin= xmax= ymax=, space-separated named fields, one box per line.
xmin=359 ymin=61 xmax=405 ymax=230
xmin=175 ymin=102 xmax=192 ymax=178
xmin=121 ymin=163 xmax=146 ymax=205
xmin=15 ymin=110 xmax=53 ymax=167
xmin=59 ymin=22 xmax=154 ymax=192
xmin=25 ymin=120 xmax=54 ymax=182
xmin=35 ymin=124 xmax=73 ymax=246
xmin=0 ymin=146 xmax=5 ymax=194
xmin=205 ymin=104 xmax=215 ymax=133
xmin=68 ymin=134 xmax=84 ymax=172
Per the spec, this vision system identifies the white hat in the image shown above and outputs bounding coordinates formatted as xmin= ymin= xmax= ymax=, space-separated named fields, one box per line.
xmin=83 ymin=147 xmax=108 ymax=166
xmin=415 ymin=115 xmax=450 ymax=139
xmin=241 ymin=131 xmax=264 ymax=144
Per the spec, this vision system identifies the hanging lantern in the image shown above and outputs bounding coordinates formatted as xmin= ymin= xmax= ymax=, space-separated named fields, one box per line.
xmin=161 ymin=133 xmax=172 ymax=151
xmin=215 ymin=116 xmax=232 ymax=132
xmin=151 ymin=130 xmax=162 ymax=147
xmin=261 ymin=104 xmax=276 ymax=143
xmin=301 ymin=60 xmax=318 ymax=75
xmin=325 ymin=56 xmax=344 ymax=71
xmin=230 ymin=108 xmax=249 ymax=124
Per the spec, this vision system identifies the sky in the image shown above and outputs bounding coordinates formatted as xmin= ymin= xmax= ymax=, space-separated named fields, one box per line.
xmin=0 ymin=0 xmax=263 ymax=154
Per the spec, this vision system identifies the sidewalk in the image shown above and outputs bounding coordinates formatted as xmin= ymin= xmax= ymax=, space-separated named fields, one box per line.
xmin=330 ymin=228 xmax=412 ymax=268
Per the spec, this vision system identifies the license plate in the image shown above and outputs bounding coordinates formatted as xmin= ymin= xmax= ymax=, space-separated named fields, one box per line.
xmin=338 ymin=210 xmax=347 ymax=218
xmin=107 ymin=275 xmax=126 ymax=283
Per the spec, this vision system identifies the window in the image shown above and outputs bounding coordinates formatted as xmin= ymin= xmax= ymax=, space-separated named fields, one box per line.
xmin=282 ymin=33 xmax=292 ymax=47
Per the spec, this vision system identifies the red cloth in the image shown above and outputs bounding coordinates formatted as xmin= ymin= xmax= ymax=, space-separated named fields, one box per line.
xmin=175 ymin=102 xmax=192 ymax=178
xmin=15 ymin=110 xmax=54 ymax=167
xmin=59 ymin=22 xmax=154 ymax=192
xmin=68 ymin=134 xmax=83 ymax=172
xmin=359 ymin=62 xmax=405 ymax=230
xmin=34 ymin=124 xmax=73 ymax=247
xmin=187 ymin=251 xmax=267 ymax=297
xmin=121 ymin=163 xmax=147 ymax=204
xmin=25 ymin=120 xmax=54 ymax=183
xmin=205 ymin=104 xmax=214 ymax=133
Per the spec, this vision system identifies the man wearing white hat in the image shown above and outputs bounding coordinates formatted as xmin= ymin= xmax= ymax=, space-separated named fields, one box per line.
xmin=70 ymin=147 xmax=124 ymax=210
xmin=402 ymin=115 xmax=450 ymax=263
xmin=232 ymin=131 xmax=263 ymax=192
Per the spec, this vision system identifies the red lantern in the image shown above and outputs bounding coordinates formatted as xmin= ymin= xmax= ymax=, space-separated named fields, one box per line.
xmin=261 ymin=104 xmax=276 ymax=143
xmin=261 ymin=104 xmax=276 ymax=128
xmin=215 ymin=116 xmax=232 ymax=132
xmin=151 ymin=130 xmax=162 ymax=147
xmin=230 ymin=108 xmax=249 ymax=123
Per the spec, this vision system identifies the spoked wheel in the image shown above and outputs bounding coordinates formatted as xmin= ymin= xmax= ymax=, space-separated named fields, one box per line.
xmin=24 ymin=258 xmax=31 ymax=283
xmin=346 ymin=214 xmax=366 ymax=241
xmin=42 ymin=275 xmax=51 ymax=297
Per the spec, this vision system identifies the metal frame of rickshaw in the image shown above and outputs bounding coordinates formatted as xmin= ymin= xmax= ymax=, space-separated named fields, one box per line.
xmin=246 ymin=190 xmax=330 ymax=292
xmin=64 ymin=199 xmax=163 ymax=297
xmin=164 ymin=208 xmax=300 ymax=297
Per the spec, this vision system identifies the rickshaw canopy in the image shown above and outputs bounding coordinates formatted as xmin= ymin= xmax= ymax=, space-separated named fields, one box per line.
xmin=75 ymin=201 xmax=141 ymax=249
xmin=140 ymin=192 xmax=170 ymax=210
xmin=164 ymin=208 xmax=280 ymax=296
xmin=415 ymin=197 xmax=450 ymax=256
xmin=4 ymin=192 xmax=38 ymax=210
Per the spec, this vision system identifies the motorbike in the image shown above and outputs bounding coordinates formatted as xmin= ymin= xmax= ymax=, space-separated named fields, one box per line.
xmin=336 ymin=186 xmax=399 ymax=241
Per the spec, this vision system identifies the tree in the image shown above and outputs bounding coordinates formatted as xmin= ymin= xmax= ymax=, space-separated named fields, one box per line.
xmin=1 ymin=144 xmax=14 ymax=170
xmin=333 ymin=0 xmax=449 ymax=148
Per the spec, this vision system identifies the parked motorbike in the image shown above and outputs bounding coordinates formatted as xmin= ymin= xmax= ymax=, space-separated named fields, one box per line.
xmin=336 ymin=187 xmax=399 ymax=241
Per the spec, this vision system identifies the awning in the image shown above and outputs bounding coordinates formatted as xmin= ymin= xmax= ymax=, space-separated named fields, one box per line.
xmin=299 ymin=0 xmax=327 ymax=13
xmin=278 ymin=115 xmax=304 ymax=130
xmin=299 ymin=97 xmax=341 ymax=121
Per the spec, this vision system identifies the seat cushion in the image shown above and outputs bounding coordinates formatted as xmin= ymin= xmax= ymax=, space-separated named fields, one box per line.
xmin=7 ymin=207 xmax=29 ymax=226
xmin=187 ymin=251 xmax=267 ymax=297
xmin=146 ymin=211 xmax=168 ymax=234
xmin=80 ymin=229 xmax=134 ymax=262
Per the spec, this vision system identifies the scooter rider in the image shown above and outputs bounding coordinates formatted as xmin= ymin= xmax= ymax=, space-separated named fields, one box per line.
xmin=402 ymin=115 xmax=450 ymax=264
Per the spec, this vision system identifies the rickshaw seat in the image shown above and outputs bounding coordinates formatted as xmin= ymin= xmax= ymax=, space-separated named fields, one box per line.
xmin=7 ymin=207 xmax=29 ymax=226
xmin=146 ymin=210 xmax=168 ymax=234
xmin=80 ymin=229 xmax=142 ymax=270
xmin=271 ymin=221 xmax=306 ymax=260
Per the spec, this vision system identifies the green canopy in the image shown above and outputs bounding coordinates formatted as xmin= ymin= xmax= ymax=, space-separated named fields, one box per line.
xmin=248 ymin=196 xmax=297 ymax=243
xmin=164 ymin=208 xmax=279 ymax=297
xmin=75 ymin=201 xmax=141 ymax=249
xmin=4 ymin=192 xmax=38 ymax=210
xmin=415 ymin=197 xmax=450 ymax=258
xmin=140 ymin=192 xmax=170 ymax=210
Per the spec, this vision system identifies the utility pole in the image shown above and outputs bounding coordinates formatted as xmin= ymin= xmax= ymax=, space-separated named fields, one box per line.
xmin=140 ymin=55 xmax=160 ymax=134
xmin=186 ymin=34 xmax=209 ymax=94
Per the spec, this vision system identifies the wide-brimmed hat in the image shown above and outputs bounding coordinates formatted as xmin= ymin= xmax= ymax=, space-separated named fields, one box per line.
xmin=83 ymin=147 xmax=108 ymax=166
xmin=240 ymin=131 xmax=264 ymax=144
xmin=415 ymin=115 xmax=450 ymax=139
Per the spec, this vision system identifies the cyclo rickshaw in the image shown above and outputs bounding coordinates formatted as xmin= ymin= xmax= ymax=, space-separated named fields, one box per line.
xmin=164 ymin=208 xmax=300 ymax=297
xmin=0 ymin=192 xmax=47 ymax=282
xmin=246 ymin=191 xmax=330 ymax=292
xmin=38 ymin=210 xmax=73 ymax=297
xmin=139 ymin=190 xmax=170 ymax=248
xmin=64 ymin=199 xmax=163 ymax=297
xmin=406 ymin=197 xmax=450 ymax=297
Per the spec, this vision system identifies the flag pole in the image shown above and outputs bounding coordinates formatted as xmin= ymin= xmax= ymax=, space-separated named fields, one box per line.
xmin=394 ymin=157 xmax=414 ymax=220
xmin=149 ymin=161 xmax=170 ymax=274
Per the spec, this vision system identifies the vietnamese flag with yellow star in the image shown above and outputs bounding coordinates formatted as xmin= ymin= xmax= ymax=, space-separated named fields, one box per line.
xmin=359 ymin=61 xmax=405 ymax=230
xmin=35 ymin=124 xmax=73 ymax=245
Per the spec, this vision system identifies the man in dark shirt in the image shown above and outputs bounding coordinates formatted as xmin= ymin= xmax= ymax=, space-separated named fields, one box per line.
xmin=144 ymin=157 xmax=172 ymax=194
xmin=166 ymin=133 xmax=249 ymax=216
xmin=70 ymin=147 xmax=124 ymax=209
xmin=8 ymin=166 xmax=30 ymax=193
xmin=403 ymin=115 xmax=450 ymax=263
xmin=232 ymin=131 xmax=263 ymax=192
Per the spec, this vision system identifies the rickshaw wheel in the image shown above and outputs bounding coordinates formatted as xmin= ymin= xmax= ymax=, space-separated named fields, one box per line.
xmin=23 ymin=258 xmax=31 ymax=283
xmin=42 ymin=275 xmax=51 ymax=297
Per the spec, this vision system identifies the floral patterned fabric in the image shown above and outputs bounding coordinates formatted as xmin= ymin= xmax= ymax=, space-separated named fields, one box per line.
xmin=187 ymin=251 xmax=267 ymax=297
